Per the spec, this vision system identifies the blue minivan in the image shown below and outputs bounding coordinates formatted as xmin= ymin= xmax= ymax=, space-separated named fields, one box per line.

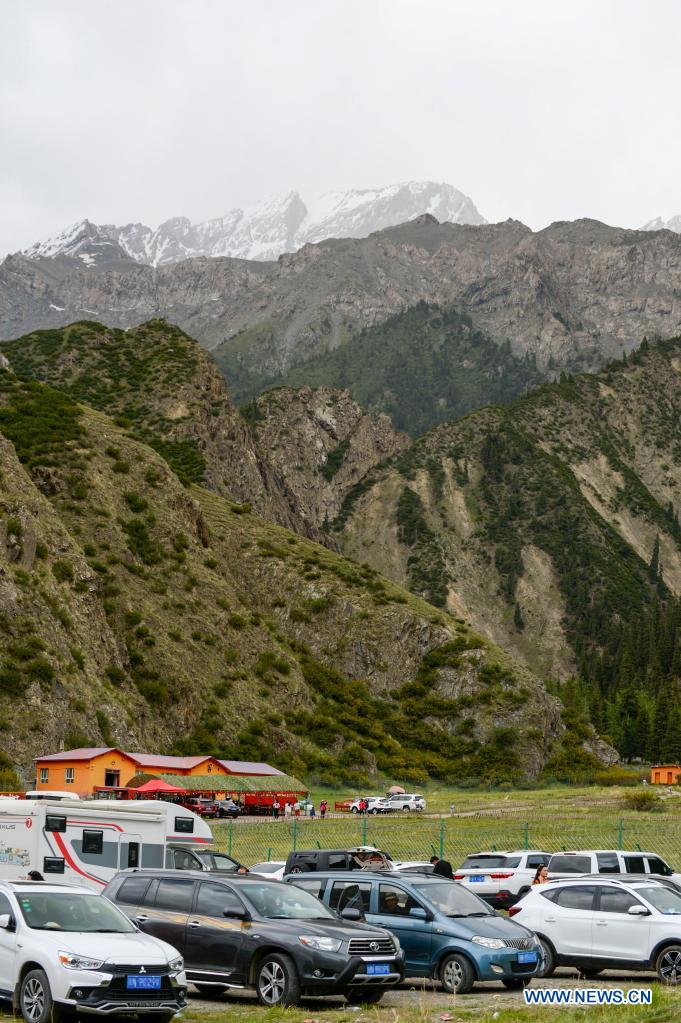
xmin=286 ymin=871 xmax=541 ymax=994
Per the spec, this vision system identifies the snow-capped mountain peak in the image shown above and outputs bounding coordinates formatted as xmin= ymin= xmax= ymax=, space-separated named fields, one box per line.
xmin=641 ymin=215 xmax=681 ymax=234
xmin=19 ymin=181 xmax=486 ymax=267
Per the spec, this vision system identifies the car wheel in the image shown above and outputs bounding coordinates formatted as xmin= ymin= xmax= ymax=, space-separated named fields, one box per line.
xmin=536 ymin=937 xmax=557 ymax=979
xmin=346 ymin=987 xmax=385 ymax=1004
xmin=402 ymin=806 xmax=411 ymax=812
xmin=193 ymin=984 xmax=229 ymax=996
xmin=370 ymin=808 xmax=379 ymax=815
xmin=256 ymin=953 xmax=300 ymax=1006
xmin=288 ymin=864 xmax=308 ymax=873
xmin=20 ymin=969 xmax=58 ymax=1023
xmin=502 ymin=977 xmax=531 ymax=990
xmin=657 ymin=944 xmax=681 ymax=984
xmin=440 ymin=953 xmax=475 ymax=994
xmin=351 ymin=807 xmax=359 ymax=814
xmin=578 ymin=968 xmax=603 ymax=979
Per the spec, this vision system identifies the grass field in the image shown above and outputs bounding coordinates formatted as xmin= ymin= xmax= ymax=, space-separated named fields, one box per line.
xmin=212 ymin=784 xmax=681 ymax=868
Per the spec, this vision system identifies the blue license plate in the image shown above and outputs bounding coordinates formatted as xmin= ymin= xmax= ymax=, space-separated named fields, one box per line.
xmin=126 ymin=975 xmax=162 ymax=990
xmin=366 ymin=963 xmax=391 ymax=975
xmin=469 ymin=874 xmax=486 ymax=882
xmin=517 ymin=952 xmax=537 ymax=964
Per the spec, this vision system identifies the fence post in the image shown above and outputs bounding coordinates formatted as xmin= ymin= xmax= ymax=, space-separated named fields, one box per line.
xmin=362 ymin=813 xmax=368 ymax=846
xmin=267 ymin=847 xmax=272 ymax=862
xmin=439 ymin=818 xmax=445 ymax=859
xmin=228 ymin=819 xmax=233 ymax=857
xmin=523 ymin=822 xmax=529 ymax=850
xmin=292 ymin=817 xmax=298 ymax=852
xmin=617 ymin=818 xmax=624 ymax=850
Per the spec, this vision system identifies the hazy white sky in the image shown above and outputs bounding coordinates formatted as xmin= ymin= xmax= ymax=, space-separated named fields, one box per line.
xmin=2 ymin=0 xmax=681 ymax=252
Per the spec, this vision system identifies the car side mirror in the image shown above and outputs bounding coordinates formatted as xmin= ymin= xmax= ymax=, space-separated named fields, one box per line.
xmin=409 ymin=907 xmax=428 ymax=919
xmin=0 ymin=914 xmax=14 ymax=930
xmin=627 ymin=905 xmax=650 ymax=916
xmin=223 ymin=907 xmax=250 ymax=921
xmin=340 ymin=907 xmax=362 ymax=921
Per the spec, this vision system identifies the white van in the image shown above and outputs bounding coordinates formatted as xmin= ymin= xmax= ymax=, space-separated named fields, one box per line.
xmin=0 ymin=797 xmax=213 ymax=890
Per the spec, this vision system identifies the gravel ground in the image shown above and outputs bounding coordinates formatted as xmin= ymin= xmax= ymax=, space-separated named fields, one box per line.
xmin=187 ymin=969 xmax=664 ymax=1013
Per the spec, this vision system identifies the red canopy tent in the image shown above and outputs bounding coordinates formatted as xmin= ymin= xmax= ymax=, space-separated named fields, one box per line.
xmin=132 ymin=778 xmax=186 ymax=795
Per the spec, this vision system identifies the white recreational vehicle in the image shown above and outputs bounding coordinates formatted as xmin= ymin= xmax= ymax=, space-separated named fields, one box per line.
xmin=0 ymin=797 xmax=213 ymax=890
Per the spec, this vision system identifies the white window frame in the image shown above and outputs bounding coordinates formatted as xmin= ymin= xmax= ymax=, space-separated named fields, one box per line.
xmin=65 ymin=767 xmax=75 ymax=784
xmin=39 ymin=768 xmax=49 ymax=784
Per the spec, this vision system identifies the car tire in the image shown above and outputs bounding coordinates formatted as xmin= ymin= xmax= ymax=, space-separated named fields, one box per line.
xmin=578 ymin=968 xmax=603 ymax=979
xmin=288 ymin=864 xmax=309 ymax=873
xmin=536 ymin=937 xmax=557 ymax=979
xmin=440 ymin=953 xmax=475 ymax=994
xmin=402 ymin=806 xmax=411 ymax=812
xmin=351 ymin=807 xmax=359 ymax=814
xmin=346 ymin=988 xmax=385 ymax=1004
xmin=193 ymin=984 xmax=229 ymax=996
xmin=656 ymin=944 xmax=681 ymax=984
xmin=256 ymin=953 xmax=300 ymax=1006
xmin=370 ymin=808 xmax=379 ymax=815
xmin=502 ymin=977 xmax=531 ymax=990
xmin=19 ymin=969 xmax=59 ymax=1023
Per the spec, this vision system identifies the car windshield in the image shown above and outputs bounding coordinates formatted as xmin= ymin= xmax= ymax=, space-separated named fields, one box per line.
xmin=196 ymin=851 xmax=239 ymax=871
xmin=414 ymin=882 xmax=494 ymax=916
xmin=638 ymin=886 xmax=681 ymax=914
xmin=244 ymin=882 xmax=336 ymax=920
xmin=17 ymin=892 xmax=136 ymax=932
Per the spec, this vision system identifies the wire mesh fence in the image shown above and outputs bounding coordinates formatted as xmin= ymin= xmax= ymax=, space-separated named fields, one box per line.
xmin=212 ymin=813 xmax=681 ymax=868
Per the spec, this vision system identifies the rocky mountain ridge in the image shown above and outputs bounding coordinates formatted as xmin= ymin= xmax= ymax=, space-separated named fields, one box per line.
xmin=19 ymin=182 xmax=485 ymax=267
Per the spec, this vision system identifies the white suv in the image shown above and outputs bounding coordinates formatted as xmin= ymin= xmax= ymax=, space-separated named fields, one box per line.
xmin=385 ymin=793 xmax=426 ymax=812
xmin=510 ymin=877 xmax=681 ymax=983
xmin=350 ymin=796 xmax=390 ymax=814
xmin=454 ymin=850 xmax=551 ymax=909
xmin=0 ymin=880 xmax=186 ymax=1023
xmin=547 ymin=849 xmax=680 ymax=882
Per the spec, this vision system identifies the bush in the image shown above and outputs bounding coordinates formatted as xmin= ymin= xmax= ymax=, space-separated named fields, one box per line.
xmin=52 ymin=560 xmax=74 ymax=583
xmin=622 ymin=788 xmax=663 ymax=812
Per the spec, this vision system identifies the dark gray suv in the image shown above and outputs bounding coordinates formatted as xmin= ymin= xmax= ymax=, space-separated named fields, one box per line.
xmin=104 ymin=869 xmax=404 ymax=1006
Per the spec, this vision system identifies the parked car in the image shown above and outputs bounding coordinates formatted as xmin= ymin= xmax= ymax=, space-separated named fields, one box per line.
xmin=179 ymin=798 xmax=216 ymax=818
xmin=546 ymin=849 xmax=680 ymax=882
xmin=575 ymin=873 xmax=681 ymax=897
xmin=166 ymin=846 xmax=245 ymax=873
xmin=249 ymin=861 xmax=287 ymax=880
xmin=285 ymin=847 xmax=396 ymax=874
xmin=384 ymin=793 xmax=426 ymax=812
xmin=0 ymin=878 xmax=186 ymax=1023
xmin=213 ymin=800 xmax=241 ymax=819
xmin=393 ymin=861 xmax=435 ymax=874
xmin=350 ymin=797 xmax=391 ymax=814
xmin=509 ymin=876 xmax=681 ymax=983
xmin=286 ymin=870 xmax=541 ymax=993
xmin=104 ymin=869 xmax=404 ymax=1005
xmin=454 ymin=850 xmax=551 ymax=909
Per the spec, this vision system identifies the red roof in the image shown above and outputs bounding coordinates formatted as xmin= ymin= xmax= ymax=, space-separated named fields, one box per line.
xmin=128 ymin=754 xmax=217 ymax=770
xmin=34 ymin=747 xmax=120 ymax=763
xmin=218 ymin=760 xmax=284 ymax=776
xmin=132 ymin=778 xmax=186 ymax=794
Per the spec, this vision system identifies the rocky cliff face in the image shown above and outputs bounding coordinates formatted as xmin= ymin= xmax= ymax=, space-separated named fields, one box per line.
xmin=4 ymin=218 xmax=681 ymax=408
xmin=333 ymin=338 xmax=681 ymax=684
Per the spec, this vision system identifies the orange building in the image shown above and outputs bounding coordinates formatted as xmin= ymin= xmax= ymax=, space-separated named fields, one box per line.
xmin=34 ymin=748 xmax=284 ymax=797
xmin=651 ymin=764 xmax=681 ymax=785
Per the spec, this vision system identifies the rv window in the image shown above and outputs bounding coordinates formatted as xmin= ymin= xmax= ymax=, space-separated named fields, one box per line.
xmin=45 ymin=815 xmax=67 ymax=833
xmin=127 ymin=842 xmax=140 ymax=868
xmin=174 ymin=817 xmax=194 ymax=834
xmin=117 ymin=876 xmax=151 ymax=905
xmin=43 ymin=857 xmax=65 ymax=873
xmin=82 ymin=830 xmax=103 ymax=854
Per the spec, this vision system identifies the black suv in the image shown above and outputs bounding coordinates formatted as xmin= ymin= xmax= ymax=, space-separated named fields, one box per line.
xmin=285 ymin=847 xmax=393 ymax=873
xmin=103 ymin=870 xmax=404 ymax=1006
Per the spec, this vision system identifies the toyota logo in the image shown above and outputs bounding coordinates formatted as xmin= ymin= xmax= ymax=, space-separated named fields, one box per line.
xmin=369 ymin=942 xmax=379 ymax=952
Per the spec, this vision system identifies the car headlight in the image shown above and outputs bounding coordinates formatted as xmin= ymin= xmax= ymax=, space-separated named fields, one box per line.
xmin=169 ymin=956 xmax=184 ymax=972
xmin=471 ymin=936 xmax=506 ymax=949
xmin=58 ymin=951 xmax=105 ymax=970
xmin=392 ymin=935 xmax=401 ymax=952
xmin=299 ymin=936 xmax=342 ymax=952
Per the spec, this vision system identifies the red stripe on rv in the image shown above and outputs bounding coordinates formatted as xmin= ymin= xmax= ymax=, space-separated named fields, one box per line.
xmin=52 ymin=831 xmax=107 ymax=886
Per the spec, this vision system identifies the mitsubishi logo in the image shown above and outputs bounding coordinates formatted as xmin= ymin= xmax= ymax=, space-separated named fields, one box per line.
xmin=139 ymin=967 xmax=146 ymax=974
xmin=369 ymin=942 xmax=379 ymax=952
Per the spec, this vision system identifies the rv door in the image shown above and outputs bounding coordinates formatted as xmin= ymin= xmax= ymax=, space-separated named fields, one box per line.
xmin=121 ymin=834 xmax=143 ymax=870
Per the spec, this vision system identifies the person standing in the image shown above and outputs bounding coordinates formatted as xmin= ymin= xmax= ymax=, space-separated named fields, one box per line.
xmin=284 ymin=800 xmax=292 ymax=819
xmin=532 ymin=865 xmax=549 ymax=885
xmin=320 ymin=799 xmax=328 ymax=819
xmin=432 ymin=859 xmax=454 ymax=879
xmin=309 ymin=802 xmax=316 ymax=819
xmin=272 ymin=797 xmax=281 ymax=819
